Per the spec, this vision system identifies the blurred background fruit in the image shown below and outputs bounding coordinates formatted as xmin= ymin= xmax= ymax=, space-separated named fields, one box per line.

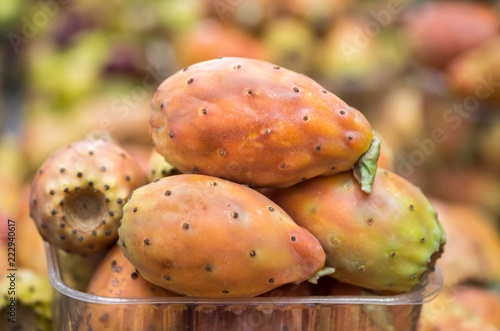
xmin=172 ymin=18 xmax=269 ymax=68
xmin=447 ymin=37 xmax=500 ymax=102
xmin=403 ymin=1 xmax=499 ymax=69
xmin=419 ymin=285 xmax=500 ymax=331
xmin=429 ymin=199 xmax=500 ymax=287
xmin=1 ymin=0 xmax=500 ymax=328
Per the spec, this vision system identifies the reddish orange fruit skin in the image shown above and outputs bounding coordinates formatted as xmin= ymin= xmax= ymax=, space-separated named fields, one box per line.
xmin=150 ymin=57 xmax=373 ymax=188
xmin=79 ymin=244 xmax=179 ymax=330
xmin=86 ymin=244 xmax=178 ymax=298
xmin=118 ymin=174 xmax=326 ymax=297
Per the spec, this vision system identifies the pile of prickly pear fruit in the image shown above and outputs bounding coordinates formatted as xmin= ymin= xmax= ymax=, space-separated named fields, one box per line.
xmin=30 ymin=57 xmax=445 ymax=300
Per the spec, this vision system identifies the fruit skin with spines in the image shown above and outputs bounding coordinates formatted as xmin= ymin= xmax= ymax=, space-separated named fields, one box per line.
xmin=150 ymin=57 xmax=374 ymax=188
xmin=86 ymin=244 xmax=179 ymax=298
xmin=146 ymin=149 xmax=181 ymax=183
xmin=118 ymin=174 xmax=329 ymax=297
xmin=30 ymin=138 xmax=147 ymax=255
xmin=78 ymin=244 xmax=180 ymax=331
xmin=272 ymin=168 xmax=446 ymax=293
xmin=0 ymin=268 xmax=53 ymax=330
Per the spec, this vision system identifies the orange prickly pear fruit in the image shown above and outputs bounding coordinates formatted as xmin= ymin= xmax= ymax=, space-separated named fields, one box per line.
xmin=29 ymin=139 xmax=147 ymax=255
xmin=118 ymin=174 xmax=332 ymax=297
xmin=150 ymin=57 xmax=374 ymax=188
xmin=273 ymin=169 xmax=446 ymax=293
xmin=79 ymin=244 xmax=180 ymax=331
xmin=86 ymin=244 xmax=178 ymax=298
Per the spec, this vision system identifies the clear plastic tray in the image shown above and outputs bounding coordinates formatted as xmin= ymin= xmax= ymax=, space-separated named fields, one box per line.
xmin=45 ymin=242 xmax=443 ymax=331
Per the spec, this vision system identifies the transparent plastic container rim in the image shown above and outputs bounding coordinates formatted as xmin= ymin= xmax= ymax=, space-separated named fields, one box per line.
xmin=45 ymin=242 xmax=443 ymax=306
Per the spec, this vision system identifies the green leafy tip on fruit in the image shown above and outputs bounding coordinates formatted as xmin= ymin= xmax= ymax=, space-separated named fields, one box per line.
xmin=353 ymin=135 xmax=381 ymax=193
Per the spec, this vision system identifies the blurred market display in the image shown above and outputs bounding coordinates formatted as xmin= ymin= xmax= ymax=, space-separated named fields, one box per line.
xmin=1 ymin=0 xmax=500 ymax=329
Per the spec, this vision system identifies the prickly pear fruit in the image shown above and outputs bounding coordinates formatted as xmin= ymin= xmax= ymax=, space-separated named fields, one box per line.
xmin=272 ymin=169 xmax=446 ymax=293
xmin=17 ymin=186 xmax=48 ymax=275
xmin=403 ymin=1 xmax=499 ymax=68
xmin=150 ymin=57 xmax=374 ymax=188
xmin=146 ymin=149 xmax=180 ymax=183
xmin=419 ymin=285 xmax=500 ymax=331
xmin=118 ymin=174 xmax=330 ymax=297
xmin=429 ymin=198 xmax=500 ymax=287
xmin=86 ymin=244 xmax=179 ymax=298
xmin=0 ymin=268 xmax=53 ymax=330
xmin=30 ymin=139 xmax=147 ymax=255
xmin=79 ymin=244 xmax=179 ymax=330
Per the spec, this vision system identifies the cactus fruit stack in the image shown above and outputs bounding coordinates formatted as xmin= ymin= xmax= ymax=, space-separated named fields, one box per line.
xmin=29 ymin=57 xmax=445 ymax=301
